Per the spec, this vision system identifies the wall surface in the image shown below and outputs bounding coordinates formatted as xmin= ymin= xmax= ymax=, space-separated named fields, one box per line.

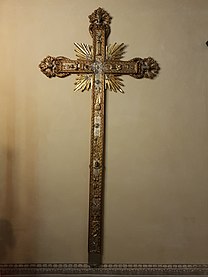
xmin=0 ymin=0 xmax=208 ymax=265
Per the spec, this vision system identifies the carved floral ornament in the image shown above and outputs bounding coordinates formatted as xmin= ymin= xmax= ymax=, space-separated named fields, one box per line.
xmin=39 ymin=55 xmax=56 ymax=78
xmin=89 ymin=7 xmax=112 ymax=26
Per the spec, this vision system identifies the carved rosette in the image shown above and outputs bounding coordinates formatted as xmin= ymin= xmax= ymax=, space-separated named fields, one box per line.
xmin=142 ymin=57 xmax=160 ymax=79
xmin=89 ymin=7 xmax=112 ymax=38
xmin=39 ymin=56 xmax=57 ymax=78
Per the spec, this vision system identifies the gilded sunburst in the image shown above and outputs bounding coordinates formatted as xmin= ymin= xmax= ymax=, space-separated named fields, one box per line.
xmin=105 ymin=75 xmax=124 ymax=93
xmin=74 ymin=43 xmax=93 ymax=60
xmin=74 ymin=74 xmax=93 ymax=92
xmin=105 ymin=43 xmax=126 ymax=93
xmin=106 ymin=43 xmax=126 ymax=60
xmin=73 ymin=42 xmax=126 ymax=93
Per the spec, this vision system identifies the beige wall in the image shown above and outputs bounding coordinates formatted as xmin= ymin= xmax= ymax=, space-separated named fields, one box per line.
xmin=0 ymin=0 xmax=208 ymax=264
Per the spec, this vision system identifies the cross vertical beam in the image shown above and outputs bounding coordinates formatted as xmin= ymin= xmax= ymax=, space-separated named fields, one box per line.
xmin=39 ymin=7 xmax=160 ymax=268
xmin=88 ymin=11 xmax=108 ymax=266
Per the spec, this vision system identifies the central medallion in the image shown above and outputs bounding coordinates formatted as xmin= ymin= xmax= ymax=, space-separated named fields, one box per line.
xmin=92 ymin=61 xmax=103 ymax=74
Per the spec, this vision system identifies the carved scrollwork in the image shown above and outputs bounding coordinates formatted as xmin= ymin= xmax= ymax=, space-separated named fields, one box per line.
xmin=39 ymin=56 xmax=71 ymax=78
xmin=130 ymin=57 xmax=160 ymax=79
xmin=89 ymin=7 xmax=111 ymax=27
xmin=89 ymin=7 xmax=111 ymax=38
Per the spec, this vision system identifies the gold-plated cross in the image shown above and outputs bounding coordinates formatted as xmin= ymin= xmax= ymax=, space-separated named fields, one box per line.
xmin=39 ymin=7 xmax=159 ymax=267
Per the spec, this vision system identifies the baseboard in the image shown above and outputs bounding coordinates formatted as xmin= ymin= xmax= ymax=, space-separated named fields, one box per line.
xmin=1 ymin=263 xmax=208 ymax=276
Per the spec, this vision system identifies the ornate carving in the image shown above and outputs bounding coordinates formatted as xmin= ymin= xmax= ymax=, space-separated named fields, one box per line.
xmin=89 ymin=8 xmax=111 ymax=38
xmin=39 ymin=56 xmax=73 ymax=78
xmin=89 ymin=8 xmax=111 ymax=26
xmin=38 ymin=8 xmax=160 ymax=267
xmin=39 ymin=56 xmax=57 ymax=78
xmin=142 ymin=57 xmax=160 ymax=79
xmin=89 ymin=7 xmax=111 ymax=26
xmin=1 ymin=263 xmax=208 ymax=275
xmin=88 ymin=68 xmax=105 ymax=262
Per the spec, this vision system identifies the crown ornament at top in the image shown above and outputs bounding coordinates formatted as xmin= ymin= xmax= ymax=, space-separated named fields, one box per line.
xmin=89 ymin=7 xmax=112 ymax=38
xmin=89 ymin=7 xmax=111 ymax=25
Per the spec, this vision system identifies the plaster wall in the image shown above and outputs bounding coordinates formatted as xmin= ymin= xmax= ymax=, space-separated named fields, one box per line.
xmin=0 ymin=0 xmax=208 ymax=264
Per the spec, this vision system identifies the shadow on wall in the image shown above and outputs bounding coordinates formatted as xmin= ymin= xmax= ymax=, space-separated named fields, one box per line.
xmin=0 ymin=219 xmax=15 ymax=260
xmin=1 ymin=78 xmax=39 ymax=262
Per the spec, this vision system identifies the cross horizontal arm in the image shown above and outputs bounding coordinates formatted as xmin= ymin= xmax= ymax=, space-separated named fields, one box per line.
xmin=39 ymin=56 xmax=93 ymax=78
xmin=104 ymin=57 xmax=160 ymax=79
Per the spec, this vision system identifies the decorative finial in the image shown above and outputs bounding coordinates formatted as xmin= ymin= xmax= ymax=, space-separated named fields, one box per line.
xmin=89 ymin=7 xmax=112 ymax=38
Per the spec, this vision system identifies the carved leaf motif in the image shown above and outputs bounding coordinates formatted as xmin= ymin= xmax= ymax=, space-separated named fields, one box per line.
xmin=106 ymin=43 xmax=126 ymax=61
xmin=74 ymin=43 xmax=93 ymax=60
xmin=89 ymin=7 xmax=111 ymax=25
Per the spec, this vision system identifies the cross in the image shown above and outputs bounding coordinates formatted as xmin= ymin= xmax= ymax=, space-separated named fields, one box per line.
xmin=39 ymin=7 xmax=160 ymax=267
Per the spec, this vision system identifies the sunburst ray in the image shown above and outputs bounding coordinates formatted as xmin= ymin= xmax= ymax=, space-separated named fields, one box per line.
xmin=105 ymin=75 xmax=124 ymax=93
xmin=74 ymin=74 xmax=93 ymax=92
xmin=106 ymin=43 xmax=126 ymax=61
xmin=74 ymin=43 xmax=93 ymax=60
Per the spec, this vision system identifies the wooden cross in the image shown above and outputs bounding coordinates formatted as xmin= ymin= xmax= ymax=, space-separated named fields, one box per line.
xmin=39 ymin=7 xmax=159 ymax=267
